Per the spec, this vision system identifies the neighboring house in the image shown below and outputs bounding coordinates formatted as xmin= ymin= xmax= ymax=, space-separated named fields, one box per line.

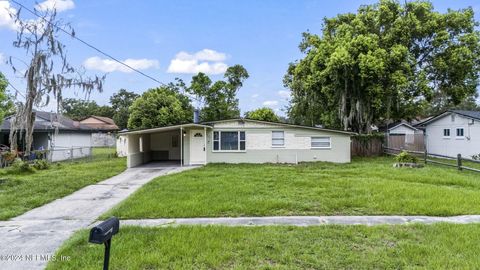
xmin=416 ymin=110 xmax=480 ymax=159
xmin=117 ymin=118 xmax=355 ymax=168
xmin=80 ymin=116 xmax=119 ymax=147
xmin=0 ymin=111 xmax=95 ymax=162
xmin=387 ymin=122 xmax=423 ymax=136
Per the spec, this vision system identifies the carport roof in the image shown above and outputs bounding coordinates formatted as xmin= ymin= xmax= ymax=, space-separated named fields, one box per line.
xmin=119 ymin=123 xmax=212 ymax=135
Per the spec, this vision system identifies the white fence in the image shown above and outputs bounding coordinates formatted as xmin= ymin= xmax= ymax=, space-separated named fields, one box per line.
xmin=49 ymin=146 xmax=93 ymax=162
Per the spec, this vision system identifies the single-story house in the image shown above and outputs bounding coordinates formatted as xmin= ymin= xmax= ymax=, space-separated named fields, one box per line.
xmin=79 ymin=116 xmax=119 ymax=147
xmin=387 ymin=122 xmax=423 ymax=136
xmin=415 ymin=110 xmax=480 ymax=159
xmin=117 ymin=118 xmax=355 ymax=168
xmin=0 ymin=111 xmax=96 ymax=162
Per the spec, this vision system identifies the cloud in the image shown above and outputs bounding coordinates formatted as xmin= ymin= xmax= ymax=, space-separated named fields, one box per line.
xmin=167 ymin=49 xmax=228 ymax=75
xmin=83 ymin=57 xmax=159 ymax=73
xmin=0 ymin=53 xmax=4 ymax=63
xmin=251 ymin=94 xmax=259 ymax=98
xmin=278 ymin=90 xmax=291 ymax=99
xmin=36 ymin=0 xmax=75 ymax=12
xmin=0 ymin=1 xmax=18 ymax=30
xmin=263 ymin=100 xmax=279 ymax=108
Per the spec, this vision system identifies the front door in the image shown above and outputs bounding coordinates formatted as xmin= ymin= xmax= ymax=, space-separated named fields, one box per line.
xmin=189 ymin=129 xmax=206 ymax=164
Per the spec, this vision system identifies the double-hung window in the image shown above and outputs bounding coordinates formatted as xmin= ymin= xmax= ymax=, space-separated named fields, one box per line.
xmin=443 ymin=128 xmax=450 ymax=138
xmin=456 ymin=128 xmax=465 ymax=138
xmin=311 ymin=137 xmax=331 ymax=149
xmin=272 ymin=131 xmax=285 ymax=147
xmin=213 ymin=131 xmax=246 ymax=151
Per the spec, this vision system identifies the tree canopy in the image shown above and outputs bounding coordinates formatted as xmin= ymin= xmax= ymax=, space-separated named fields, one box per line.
xmin=186 ymin=64 xmax=249 ymax=122
xmin=244 ymin=107 xmax=280 ymax=122
xmin=0 ymin=72 xmax=12 ymax=124
xmin=110 ymin=89 xmax=139 ymax=129
xmin=61 ymin=98 xmax=114 ymax=121
xmin=128 ymin=85 xmax=193 ymax=130
xmin=285 ymin=0 xmax=480 ymax=133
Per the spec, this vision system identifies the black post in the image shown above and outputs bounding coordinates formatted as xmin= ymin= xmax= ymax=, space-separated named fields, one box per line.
xmin=457 ymin=154 xmax=462 ymax=171
xmin=424 ymin=150 xmax=427 ymax=165
xmin=103 ymin=239 xmax=111 ymax=270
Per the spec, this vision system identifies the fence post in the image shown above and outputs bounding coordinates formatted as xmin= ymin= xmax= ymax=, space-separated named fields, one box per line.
xmin=457 ymin=154 xmax=462 ymax=171
xmin=424 ymin=150 xmax=428 ymax=165
xmin=70 ymin=147 xmax=74 ymax=162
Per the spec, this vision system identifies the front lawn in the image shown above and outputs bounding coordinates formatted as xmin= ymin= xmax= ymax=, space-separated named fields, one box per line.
xmin=47 ymin=223 xmax=480 ymax=269
xmin=104 ymin=157 xmax=480 ymax=218
xmin=0 ymin=148 xmax=126 ymax=220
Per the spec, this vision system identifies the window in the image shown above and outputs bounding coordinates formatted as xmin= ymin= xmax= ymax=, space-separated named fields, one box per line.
xmin=456 ymin=128 xmax=464 ymax=138
xmin=272 ymin=131 xmax=285 ymax=147
xmin=213 ymin=131 xmax=246 ymax=151
xmin=139 ymin=137 xmax=144 ymax=152
xmin=311 ymin=137 xmax=331 ymax=148
xmin=443 ymin=129 xmax=450 ymax=138
xmin=171 ymin=135 xmax=179 ymax=148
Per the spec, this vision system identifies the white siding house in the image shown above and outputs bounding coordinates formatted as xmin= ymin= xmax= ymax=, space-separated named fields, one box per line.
xmin=387 ymin=123 xmax=422 ymax=135
xmin=417 ymin=110 xmax=480 ymax=159
xmin=117 ymin=119 xmax=355 ymax=168
xmin=0 ymin=111 xmax=96 ymax=162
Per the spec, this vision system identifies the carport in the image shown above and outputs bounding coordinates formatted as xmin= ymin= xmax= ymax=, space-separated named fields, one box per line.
xmin=120 ymin=124 xmax=212 ymax=168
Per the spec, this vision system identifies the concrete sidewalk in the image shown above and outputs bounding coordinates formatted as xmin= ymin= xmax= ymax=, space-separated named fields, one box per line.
xmin=0 ymin=164 xmax=197 ymax=270
xmin=120 ymin=215 xmax=480 ymax=227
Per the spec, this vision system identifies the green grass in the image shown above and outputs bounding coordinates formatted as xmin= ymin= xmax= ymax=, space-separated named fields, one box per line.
xmin=47 ymin=224 xmax=480 ymax=269
xmin=103 ymin=157 xmax=480 ymax=218
xmin=0 ymin=147 xmax=126 ymax=220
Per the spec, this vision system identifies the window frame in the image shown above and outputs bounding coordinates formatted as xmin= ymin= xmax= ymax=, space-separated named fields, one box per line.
xmin=271 ymin=131 xmax=285 ymax=147
xmin=310 ymin=136 xmax=331 ymax=149
xmin=443 ymin=128 xmax=451 ymax=139
xmin=212 ymin=131 xmax=246 ymax=152
xmin=456 ymin=127 xmax=465 ymax=139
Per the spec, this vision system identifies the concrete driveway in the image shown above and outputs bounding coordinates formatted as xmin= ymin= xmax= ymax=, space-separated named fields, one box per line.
xmin=0 ymin=163 xmax=197 ymax=270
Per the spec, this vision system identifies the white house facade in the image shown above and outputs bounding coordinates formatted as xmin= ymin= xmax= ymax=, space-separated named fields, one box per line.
xmin=0 ymin=111 xmax=95 ymax=162
xmin=387 ymin=122 xmax=422 ymax=135
xmin=417 ymin=110 xmax=480 ymax=159
xmin=117 ymin=119 xmax=355 ymax=168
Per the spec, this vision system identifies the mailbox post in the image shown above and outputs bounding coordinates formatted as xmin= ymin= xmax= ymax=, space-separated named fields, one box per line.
xmin=89 ymin=217 xmax=120 ymax=270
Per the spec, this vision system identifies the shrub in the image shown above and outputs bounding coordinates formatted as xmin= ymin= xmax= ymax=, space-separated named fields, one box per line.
xmin=10 ymin=159 xmax=36 ymax=173
xmin=1 ymin=151 xmax=17 ymax=165
xmin=32 ymin=159 xmax=50 ymax=170
xmin=394 ymin=151 xmax=418 ymax=164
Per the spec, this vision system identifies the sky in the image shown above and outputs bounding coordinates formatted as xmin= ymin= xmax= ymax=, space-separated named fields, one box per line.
xmin=0 ymin=0 xmax=479 ymax=116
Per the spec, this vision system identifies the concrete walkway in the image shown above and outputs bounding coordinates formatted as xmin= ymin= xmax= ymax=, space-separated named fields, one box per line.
xmin=120 ymin=215 xmax=480 ymax=227
xmin=0 ymin=163 xmax=198 ymax=270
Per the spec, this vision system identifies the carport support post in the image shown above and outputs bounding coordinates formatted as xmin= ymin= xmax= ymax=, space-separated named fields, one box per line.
xmin=180 ymin=127 xmax=183 ymax=167
xmin=204 ymin=127 xmax=207 ymax=164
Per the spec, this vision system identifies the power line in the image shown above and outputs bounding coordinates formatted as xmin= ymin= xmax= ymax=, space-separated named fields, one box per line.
xmin=10 ymin=0 xmax=165 ymax=86
xmin=7 ymin=81 xmax=26 ymax=99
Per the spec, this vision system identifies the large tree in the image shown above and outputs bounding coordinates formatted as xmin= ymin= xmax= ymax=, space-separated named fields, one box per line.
xmin=186 ymin=64 xmax=249 ymax=122
xmin=244 ymin=107 xmax=280 ymax=122
xmin=110 ymin=89 xmax=139 ymax=129
xmin=128 ymin=85 xmax=193 ymax=130
xmin=285 ymin=0 xmax=480 ymax=133
xmin=61 ymin=98 xmax=114 ymax=120
xmin=8 ymin=8 xmax=104 ymax=154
